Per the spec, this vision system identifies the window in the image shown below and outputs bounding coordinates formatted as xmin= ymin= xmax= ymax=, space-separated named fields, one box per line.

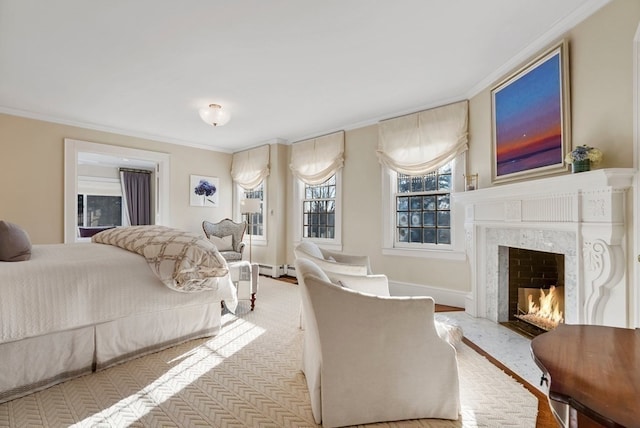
xmin=243 ymin=182 xmax=265 ymax=238
xmin=77 ymin=194 xmax=123 ymax=227
xmin=381 ymin=154 xmax=465 ymax=260
xmin=303 ymin=175 xmax=336 ymax=239
xmin=76 ymin=176 xmax=126 ymax=229
xmin=396 ymin=163 xmax=451 ymax=245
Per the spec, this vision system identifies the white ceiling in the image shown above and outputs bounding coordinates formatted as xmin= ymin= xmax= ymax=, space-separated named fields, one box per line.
xmin=0 ymin=0 xmax=609 ymax=152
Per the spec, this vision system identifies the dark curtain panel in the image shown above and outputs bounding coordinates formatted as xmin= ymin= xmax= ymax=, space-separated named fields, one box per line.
xmin=121 ymin=170 xmax=152 ymax=225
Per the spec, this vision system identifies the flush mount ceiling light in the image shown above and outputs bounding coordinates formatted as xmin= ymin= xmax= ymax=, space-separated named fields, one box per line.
xmin=199 ymin=103 xmax=231 ymax=127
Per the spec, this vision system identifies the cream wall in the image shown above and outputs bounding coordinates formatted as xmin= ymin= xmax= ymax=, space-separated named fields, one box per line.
xmin=285 ymin=0 xmax=639 ymax=296
xmin=469 ymin=0 xmax=640 ymax=187
xmin=1 ymin=0 xmax=638 ymax=299
xmin=0 ymin=114 xmax=232 ymax=243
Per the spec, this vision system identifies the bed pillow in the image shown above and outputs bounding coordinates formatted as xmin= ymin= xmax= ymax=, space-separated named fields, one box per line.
xmin=209 ymin=234 xmax=234 ymax=252
xmin=0 ymin=220 xmax=32 ymax=262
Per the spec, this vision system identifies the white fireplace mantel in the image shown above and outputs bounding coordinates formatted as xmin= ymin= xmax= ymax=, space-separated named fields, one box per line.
xmin=453 ymin=168 xmax=635 ymax=328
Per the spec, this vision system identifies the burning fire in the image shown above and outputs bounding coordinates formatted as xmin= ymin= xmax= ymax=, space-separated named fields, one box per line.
xmin=521 ymin=286 xmax=564 ymax=331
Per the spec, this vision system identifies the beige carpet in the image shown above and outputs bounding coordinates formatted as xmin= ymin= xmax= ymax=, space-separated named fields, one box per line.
xmin=0 ymin=277 xmax=538 ymax=427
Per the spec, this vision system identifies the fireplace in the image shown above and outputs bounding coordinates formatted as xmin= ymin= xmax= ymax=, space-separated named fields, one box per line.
xmin=453 ymin=169 xmax=634 ymax=329
xmin=502 ymin=247 xmax=565 ymax=337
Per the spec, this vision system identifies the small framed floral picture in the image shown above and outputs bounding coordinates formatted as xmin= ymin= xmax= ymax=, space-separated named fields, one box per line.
xmin=190 ymin=175 xmax=219 ymax=207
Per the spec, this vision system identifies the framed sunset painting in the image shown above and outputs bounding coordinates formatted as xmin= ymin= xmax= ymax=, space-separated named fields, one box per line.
xmin=491 ymin=41 xmax=570 ymax=183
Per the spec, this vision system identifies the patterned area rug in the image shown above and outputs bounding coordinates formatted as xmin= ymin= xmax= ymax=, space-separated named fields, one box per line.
xmin=0 ymin=277 xmax=538 ymax=427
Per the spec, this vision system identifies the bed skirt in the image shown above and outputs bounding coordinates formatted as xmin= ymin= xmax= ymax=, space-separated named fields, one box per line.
xmin=0 ymin=301 xmax=222 ymax=404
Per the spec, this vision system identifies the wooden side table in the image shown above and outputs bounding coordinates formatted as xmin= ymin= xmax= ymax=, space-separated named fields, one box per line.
xmin=531 ymin=324 xmax=640 ymax=428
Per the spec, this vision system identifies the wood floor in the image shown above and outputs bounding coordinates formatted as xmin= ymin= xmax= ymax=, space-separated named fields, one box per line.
xmin=275 ymin=274 xmax=557 ymax=427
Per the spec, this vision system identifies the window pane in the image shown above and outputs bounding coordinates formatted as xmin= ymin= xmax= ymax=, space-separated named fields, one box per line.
xmin=423 ymin=212 xmax=436 ymax=227
xmin=86 ymin=195 xmax=122 ymax=226
xmin=437 ymin=211 xmax=450 ymax=227
xmin=423 ymin=196 xmax=436 ymax=211
xmin=410 ymin=212 xmax=421 ymax=227
xmin=438 ymin=194 xmax=450 ymax=210
xmin=398 ymin=212 xmax=409 ymax=227
xmin=411 ymin=176 xmax=424 ymax=192
xmin=327 ymin=213 xmax=335 ymax=226
xmin=397 ymin=197 xmax=409 ymax=211
xmin=410 ymin=196 xmax=422 ymax=211
xmin=423 ymin=228 xmax=436 ymax=244
xmin=409 ymin=228 xmax=422 ymax=243
xmin=438 ymin=229 xmax=451 ymax=244
xmin=398 ymin=228 xmax=409 ymax=242
xmin=438 ymin=174 xmax=452 ymax=190
xmin=398 ymin=175 xmax=410 ymax=193
xmin=425 ymin=174 xmax=437 ymax=191
xmin=326 ymin=227 xmax=335 ymax=239
xmin=77 ymin=195 xmax=84 ymax=226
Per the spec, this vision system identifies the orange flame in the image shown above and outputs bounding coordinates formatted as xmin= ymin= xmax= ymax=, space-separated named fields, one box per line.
xmin=527 ymin=286 xmax=564 ymax=326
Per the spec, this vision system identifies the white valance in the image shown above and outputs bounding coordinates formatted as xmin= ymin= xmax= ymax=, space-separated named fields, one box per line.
xmin=231 ymin=144 xmax=270 ymax=190
xmin=377 ymin=100 xmax=469 ymax=175
xmin=290 ymin=131 xmax=344 ymax=185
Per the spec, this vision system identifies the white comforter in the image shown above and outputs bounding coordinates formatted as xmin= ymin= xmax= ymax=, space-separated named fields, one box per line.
xmin=0 ymin=243 xmax=237 ymax=344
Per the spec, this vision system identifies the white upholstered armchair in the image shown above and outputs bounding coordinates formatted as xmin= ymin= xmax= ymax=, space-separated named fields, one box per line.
xmin=294 ymin=241 xmax=372 ymax=281
xmin=294 ymin=258 xmax=461 ymax=427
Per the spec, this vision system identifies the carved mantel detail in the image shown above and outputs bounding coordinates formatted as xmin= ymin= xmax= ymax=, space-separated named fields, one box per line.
xmin=453 ymin=169 xmax=634 ymax=328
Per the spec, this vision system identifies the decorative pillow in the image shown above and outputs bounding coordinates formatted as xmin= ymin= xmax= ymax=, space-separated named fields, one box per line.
xmin=0 ymin=220 xmax=32 ymax=262
xmin=209 ymin=234 xmax=234 ymax=252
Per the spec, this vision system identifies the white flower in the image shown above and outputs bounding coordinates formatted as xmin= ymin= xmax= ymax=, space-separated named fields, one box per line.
xmin=565 ymin=145 xmax=603 ymax=166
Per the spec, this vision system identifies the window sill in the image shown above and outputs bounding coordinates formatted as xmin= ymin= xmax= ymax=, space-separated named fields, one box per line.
xmin=382 ymin=246 xmax=466 ymax=261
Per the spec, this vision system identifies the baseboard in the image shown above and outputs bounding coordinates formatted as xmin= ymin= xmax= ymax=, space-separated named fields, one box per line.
xmin=388 ymin=280 xmax=469 ymax=308
xmin=284 ymin=264 xmax=296 ymax=276
xmin=257 ymin=264 xmax=285 ymax=278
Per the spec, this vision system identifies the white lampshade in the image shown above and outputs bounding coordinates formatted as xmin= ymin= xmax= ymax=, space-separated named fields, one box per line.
xmin=199 ymin=103 xmax=231 ymax=127
xmin=240 ymin=198 xmax=261 ymax=214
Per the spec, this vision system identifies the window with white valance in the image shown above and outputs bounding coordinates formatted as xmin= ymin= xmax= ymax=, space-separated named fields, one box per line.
xmin=232 ymin=145 xmax=270 ymax=242
xmin=290 ymin=131 xmax=344 ymax=185
xmin=290 ymin=131 xmax=344 ymax=248
xmin=231 ymin=144 xmax=270 ymax=190
xmin=377 ymin=100 xmax=468 ymax=175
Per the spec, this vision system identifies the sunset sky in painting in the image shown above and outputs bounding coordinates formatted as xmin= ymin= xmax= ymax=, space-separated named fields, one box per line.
xmin=494 ymin=52 xmax=562 ymax=176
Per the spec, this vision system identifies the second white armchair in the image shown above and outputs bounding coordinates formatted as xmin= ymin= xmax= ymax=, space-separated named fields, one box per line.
xmin=294 ymin=258 xmax=461 ymax=427
xmin=294 ymin=241 xmax=372 ymax=281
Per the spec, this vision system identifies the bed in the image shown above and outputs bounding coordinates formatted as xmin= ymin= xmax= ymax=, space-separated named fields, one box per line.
xmin=0 ymin=225 xmax=238 ymax=404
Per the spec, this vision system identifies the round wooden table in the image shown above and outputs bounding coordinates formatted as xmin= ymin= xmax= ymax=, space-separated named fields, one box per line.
xmin=531 ymin=324 xmax=640 ymax=428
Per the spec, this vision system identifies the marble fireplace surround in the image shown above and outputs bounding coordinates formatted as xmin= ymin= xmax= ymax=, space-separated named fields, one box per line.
xmin=454 ymin=169 xmax=635 ymax=328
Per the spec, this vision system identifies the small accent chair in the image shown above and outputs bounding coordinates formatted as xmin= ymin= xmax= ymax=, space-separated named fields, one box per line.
xmin=202 ymin=219 xmax=247 ymax=262
xmin=294 ymin=241 xmax=373 ymax=282
xmin=294 ymin=258 xmax=461 ymax=427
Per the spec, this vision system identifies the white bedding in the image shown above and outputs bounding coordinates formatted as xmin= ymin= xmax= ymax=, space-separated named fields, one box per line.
xmin=0 ymin=243 xmax=237 ymax=345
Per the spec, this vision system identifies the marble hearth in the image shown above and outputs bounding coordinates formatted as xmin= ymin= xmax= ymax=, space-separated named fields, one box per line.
xmin=453 ymin=169 xmax=635 ymax=328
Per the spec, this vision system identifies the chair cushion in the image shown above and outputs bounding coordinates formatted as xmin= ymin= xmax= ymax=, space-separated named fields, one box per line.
xmin=0 ymin=221 xmax=32 ymax=262
xmin=209 ymin=234 xmax=233 ymax=251
xmin=297 ymin=241 xmax=324 ymax=260
xmin=220 ymin=251 xmax=242 ymax=262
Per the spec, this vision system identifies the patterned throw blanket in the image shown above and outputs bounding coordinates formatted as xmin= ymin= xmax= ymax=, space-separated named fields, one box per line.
xmin=93 ymin=225 xmax=230 ymax=292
